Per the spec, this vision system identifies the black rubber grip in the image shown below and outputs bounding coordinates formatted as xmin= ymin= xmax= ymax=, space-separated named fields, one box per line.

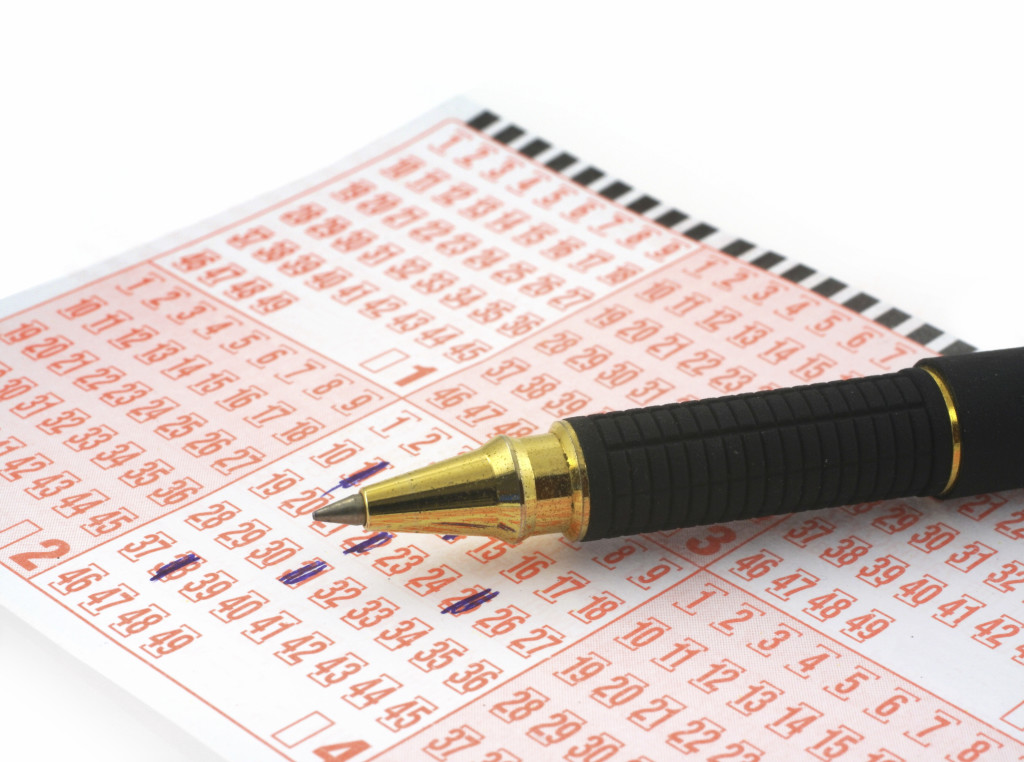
xmin=569 ymin=367 xmax=954 ymax=541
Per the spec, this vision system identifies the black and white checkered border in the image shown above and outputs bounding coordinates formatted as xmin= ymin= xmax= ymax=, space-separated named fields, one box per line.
xmin=466 ymin=110 xmax=974 ymax=356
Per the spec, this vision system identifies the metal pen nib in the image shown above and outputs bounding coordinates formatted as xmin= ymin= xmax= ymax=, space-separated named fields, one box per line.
xmin=312 ymin=494 xmax=366 ymax=527
xmin=307 ymin=426 xmax=590 ymax=544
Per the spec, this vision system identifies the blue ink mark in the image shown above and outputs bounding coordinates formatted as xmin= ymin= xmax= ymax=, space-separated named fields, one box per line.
xmin=322 ymin=461 xmax=390 ymax=497
xmin=343 ymin=531 xmax=393 ymax=555
xmin=150 ymin=553 xmax=200 ymax=581
xmin=441 ymin=588 xmax=499 ymax=615
xmin=441 ymin=535 xmax=460 ymax=542
xmin=279 ymin=559 xmax=328 ymax=585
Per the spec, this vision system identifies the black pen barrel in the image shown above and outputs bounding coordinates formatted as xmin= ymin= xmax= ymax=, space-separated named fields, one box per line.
xmin=568 ymin=347 xmax=1024 ymax=542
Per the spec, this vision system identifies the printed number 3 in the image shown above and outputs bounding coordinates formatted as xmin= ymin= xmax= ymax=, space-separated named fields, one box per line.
xmin=685 ymin=525 xmax=737 ymax=556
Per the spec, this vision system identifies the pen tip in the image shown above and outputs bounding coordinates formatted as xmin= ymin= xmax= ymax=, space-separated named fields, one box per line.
xmin=312 ymin=494 xmax=366 ymax=526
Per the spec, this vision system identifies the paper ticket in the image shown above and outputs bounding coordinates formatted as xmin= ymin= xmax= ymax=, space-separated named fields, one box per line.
xmin=2 ymin=99 xmax=1020 ymax=762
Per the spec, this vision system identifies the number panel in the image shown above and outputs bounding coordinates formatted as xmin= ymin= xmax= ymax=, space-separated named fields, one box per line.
xmin=1 ymin=118 xmax=1007 ymax=762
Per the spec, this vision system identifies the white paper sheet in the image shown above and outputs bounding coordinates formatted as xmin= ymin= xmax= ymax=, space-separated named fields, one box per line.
xmin=3 ymin=99 xmax=1021 ymax=762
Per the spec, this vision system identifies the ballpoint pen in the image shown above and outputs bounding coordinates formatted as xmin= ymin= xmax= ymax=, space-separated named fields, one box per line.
xmin=314 ymin=347 xmax=1024 ymax=543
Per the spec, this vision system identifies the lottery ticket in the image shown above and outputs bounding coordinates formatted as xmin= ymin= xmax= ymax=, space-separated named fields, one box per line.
xmin=2 ymin=98 xmax=1021 ymax=762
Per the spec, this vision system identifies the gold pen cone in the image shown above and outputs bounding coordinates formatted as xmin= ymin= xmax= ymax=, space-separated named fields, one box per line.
xmin=323 ymin=424 xmax=589 ymax=544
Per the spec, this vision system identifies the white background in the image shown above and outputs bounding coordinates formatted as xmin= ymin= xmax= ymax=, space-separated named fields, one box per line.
xmin=1 ymin=2 xmax=1022 ymax=760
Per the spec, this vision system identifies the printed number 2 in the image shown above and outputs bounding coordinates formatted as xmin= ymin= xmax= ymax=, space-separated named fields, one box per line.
xmin=9 ymin=538 xmax=71 ymax=570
